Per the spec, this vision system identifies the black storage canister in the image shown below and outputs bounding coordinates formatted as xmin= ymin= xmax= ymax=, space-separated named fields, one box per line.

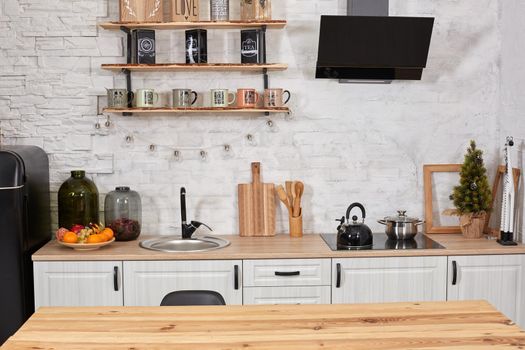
xmin=185 ymin=29 xmax=207 ymax=63
xmin=130 ymin=29 xmax=156 ymax=64
xmin=241 ymin=29 xmax=266 ymax=64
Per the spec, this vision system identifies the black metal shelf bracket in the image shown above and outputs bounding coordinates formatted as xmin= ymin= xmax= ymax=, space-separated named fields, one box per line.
xmin=120 ymin=26 xmax=133 ymax=116
xmin=122 ymin=68 xmax=132 ymax=116
xmin=260 ymin=25 xmax=270 ymax=116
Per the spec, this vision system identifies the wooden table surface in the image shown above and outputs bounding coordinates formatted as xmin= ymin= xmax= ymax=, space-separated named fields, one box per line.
xmin=32 ymin=234 xmax=525 ymax=261
xmin=2 ymin=301 xmax=525 ymax=349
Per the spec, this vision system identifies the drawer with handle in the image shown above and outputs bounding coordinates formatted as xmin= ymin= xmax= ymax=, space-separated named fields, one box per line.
xmin=243 ymin=259 xmax=331 ymax=287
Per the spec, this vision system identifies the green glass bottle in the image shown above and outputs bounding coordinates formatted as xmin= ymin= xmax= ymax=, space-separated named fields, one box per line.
xmin=58 ymin=170 xmax=99 ymax=229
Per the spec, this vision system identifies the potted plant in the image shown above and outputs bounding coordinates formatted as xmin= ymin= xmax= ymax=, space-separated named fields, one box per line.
xmin=450 ymin=141 xmax=492 ymax=238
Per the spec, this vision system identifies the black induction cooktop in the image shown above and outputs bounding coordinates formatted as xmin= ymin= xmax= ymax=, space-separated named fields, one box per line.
xmin=321 ymin=233 xmax=445 ymax=251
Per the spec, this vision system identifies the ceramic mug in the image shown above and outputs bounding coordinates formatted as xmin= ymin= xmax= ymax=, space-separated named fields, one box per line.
xmin=173 ymin=89 xmax=198 ymax=108
xmin=134 ymin=89 xmax=159 ymax=108
xmin=237 ymin=88 xmax=260 ymax=108
xmin=264 ymin=89 xmax=291 ymax=108
xmin=210 ymin=89 xmax=236 ymax=107
xmin=107 ymin=89 xmax=133 ymax=108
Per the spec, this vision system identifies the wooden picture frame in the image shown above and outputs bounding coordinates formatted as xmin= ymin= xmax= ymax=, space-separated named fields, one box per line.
xmin=424 ymin=164 xmax=462 ymax=234
xmin=484 ymin=165 xmax=521 ymax=235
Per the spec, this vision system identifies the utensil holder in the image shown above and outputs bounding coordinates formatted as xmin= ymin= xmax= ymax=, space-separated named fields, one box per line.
xmin=289 ymin=214 xmax=303 ymax=238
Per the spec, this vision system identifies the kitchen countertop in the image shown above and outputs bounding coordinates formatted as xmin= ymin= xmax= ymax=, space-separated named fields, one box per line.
xmin=2 ymin=301 xmax=524 ymax=349
xmin=32 ymin=233 xmax=525 ymax=261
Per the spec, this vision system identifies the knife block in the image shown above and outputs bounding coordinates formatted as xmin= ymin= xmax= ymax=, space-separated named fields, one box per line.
xmin=289 ymin=214 xmax=303 ymax=238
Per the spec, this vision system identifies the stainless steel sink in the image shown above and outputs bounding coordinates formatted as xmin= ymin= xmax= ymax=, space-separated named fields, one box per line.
xmin=139 ymin=235 xmax=230 ymax=253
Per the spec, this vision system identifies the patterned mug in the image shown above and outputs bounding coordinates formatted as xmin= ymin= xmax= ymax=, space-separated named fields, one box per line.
xmin=264 ymin=89 xmax=291 ymax=108
xmin=134 ymin=89 xmax=159 ymax=108
xmin=210 ymin=89 xmax=236 ymax=107
xmin=107 ymin=89 xmax=133 ymax=108
xmin=173 ymin=89 xmax=198 ymax=108
xmin=237 ymin=88 xmax=260 ymax=108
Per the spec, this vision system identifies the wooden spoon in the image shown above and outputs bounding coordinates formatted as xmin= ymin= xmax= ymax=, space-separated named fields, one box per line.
xmin=277 ymin=185 xmax=292 ymax=213
xmin=285 ymin=181 xmax=293 ymax=210
xmin=293 ymin=181 xmax=304 ymax=217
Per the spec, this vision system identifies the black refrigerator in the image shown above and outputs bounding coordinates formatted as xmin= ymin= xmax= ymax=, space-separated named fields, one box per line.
xmin=0 ymin=146 xmax=50 ymax=344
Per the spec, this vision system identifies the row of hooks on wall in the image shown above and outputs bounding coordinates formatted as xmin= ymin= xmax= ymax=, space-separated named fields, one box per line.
xmin=94 ymin=113 xmax=289 ymax=162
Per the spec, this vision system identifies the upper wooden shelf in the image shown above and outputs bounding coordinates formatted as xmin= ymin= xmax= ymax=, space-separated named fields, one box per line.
xmin=99 ymin=20 xmax=287 ymax=30
xmin=101 ymin=63 xmax=287 ymax=72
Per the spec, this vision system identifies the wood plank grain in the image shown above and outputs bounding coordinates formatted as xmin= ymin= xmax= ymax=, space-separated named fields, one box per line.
xmin=100 ymin=63 xmax=288 ymax=72
xmin=32 ymin=234 xmax=525 ymax=261
xmin=103 ymin=107 xmax=290 ymax=114
xmin=99 ymin=20 xmax=287 ymax=30
xmin=3 ymin=301 xmax=525 ymax=350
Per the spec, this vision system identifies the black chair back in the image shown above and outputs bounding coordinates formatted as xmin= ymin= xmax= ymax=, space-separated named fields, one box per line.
xmin=160 ymin=290 xmax=226 ymax=306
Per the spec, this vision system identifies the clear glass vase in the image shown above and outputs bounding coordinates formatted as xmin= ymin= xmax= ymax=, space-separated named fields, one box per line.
xmin=104 ymin=187 xmax=142 ymax=241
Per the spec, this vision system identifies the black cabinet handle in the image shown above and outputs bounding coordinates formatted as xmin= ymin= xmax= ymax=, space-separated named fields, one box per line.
xmin=113 ymin=266 xmax=119 ymax=291
xmin=234 ymin=265 xmax=239 ymax=290
xmin=274 ymin=271 xmax=300 ymax=276
xmin=336 ymin=263 xmax=341 ymax=288
xmin=452 ymin=261 xmax=457 ymax=285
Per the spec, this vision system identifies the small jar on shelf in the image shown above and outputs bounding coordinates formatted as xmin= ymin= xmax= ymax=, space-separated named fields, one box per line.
xmin=104 ymin=187 xmax=142 ymax=241
xmin=240 ymin=0 xmax=271 ymax=20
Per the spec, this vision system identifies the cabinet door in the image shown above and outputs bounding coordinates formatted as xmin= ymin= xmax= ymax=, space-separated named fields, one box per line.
xmin=332 ymin=256 xmax=447 ymax=304
xmin=34 ymin=261 xmax=123 ymax=309
xmin=123 ymin=260 xmax=242 ymax=306
xmin=244 ymin=286 xmax=331 ymax=305
xmin=448 ymin=255 xmax=525 ymax=328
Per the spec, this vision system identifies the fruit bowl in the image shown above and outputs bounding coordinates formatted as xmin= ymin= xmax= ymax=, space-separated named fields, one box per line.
xmin=57 ymin=238 xmax=115 ymax=251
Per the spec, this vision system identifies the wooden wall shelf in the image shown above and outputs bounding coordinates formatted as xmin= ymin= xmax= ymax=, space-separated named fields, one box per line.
xmin=101 ymin=63 xmax=287 ymax=72
xmin=99 ymin=20 xmax=287 ymax=30
xmin=104 ymin=107 xmax=290 ymax=114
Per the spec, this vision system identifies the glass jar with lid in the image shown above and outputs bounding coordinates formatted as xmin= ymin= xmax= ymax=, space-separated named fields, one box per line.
xmin=104 ymin=187 xmax=142 ymax=241
xmin=58 ymin=170 xmax=99 ymax=230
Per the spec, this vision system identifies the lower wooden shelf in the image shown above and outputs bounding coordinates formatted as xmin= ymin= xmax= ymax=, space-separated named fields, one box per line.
xmin=103 ymin=107 xmax=290 ymax=114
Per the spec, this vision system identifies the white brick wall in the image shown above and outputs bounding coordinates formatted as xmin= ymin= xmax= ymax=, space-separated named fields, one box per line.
xmin=1 ymin=0 xmax=517 ymax=238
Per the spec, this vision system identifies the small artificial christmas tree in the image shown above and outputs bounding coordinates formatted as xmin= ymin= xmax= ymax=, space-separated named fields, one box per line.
xmin=450 ymin=140 xmax=492 ymax=238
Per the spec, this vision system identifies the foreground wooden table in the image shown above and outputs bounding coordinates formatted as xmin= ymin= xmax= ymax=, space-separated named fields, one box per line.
xmin=3 ymin=301 xmax=525 ymax=349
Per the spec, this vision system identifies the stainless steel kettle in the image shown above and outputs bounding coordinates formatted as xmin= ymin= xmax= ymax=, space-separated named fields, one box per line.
xmin=336 ymin=202 xmax=373 ymax=249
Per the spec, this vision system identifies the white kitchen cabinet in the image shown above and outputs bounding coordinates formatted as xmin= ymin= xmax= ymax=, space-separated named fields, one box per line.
xmin=447 ymin=255 xmax=525 ymax=328
xmin=332 ymin=256 xmax=447 ymax=304
xmin=244 ymin=286 xmax=331 ymax=305
xmin=33 ymin=261 xmax=123 ymax=309
xmin=123 ymin=260 xmax=242 ymax=306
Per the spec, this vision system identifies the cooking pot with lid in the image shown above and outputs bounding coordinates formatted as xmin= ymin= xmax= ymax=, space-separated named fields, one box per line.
xmin=377 ymin=210 xmax=424 ymax=240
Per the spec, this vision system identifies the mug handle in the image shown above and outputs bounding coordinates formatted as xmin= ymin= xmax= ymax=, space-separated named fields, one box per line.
xmin=228 ymin=92 xmax=236 ymax=105
xmin=254 ymin=91 xmax=260 ymax=104
xmin=283 ymin=90 xmax=291 ymax=105
xmin=191 ymin=91 xmax=198 ymax=106
xmin=153 ymin=92 xmax=159 ymax=104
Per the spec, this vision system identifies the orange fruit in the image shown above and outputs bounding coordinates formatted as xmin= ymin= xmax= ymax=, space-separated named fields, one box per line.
xmin=62 ymin=232 xmax=78 ymax=244
xmin=100 ymin=228 xmax=114 ymax=241
xmin=86 ymin=234 xmax=104 ymax=244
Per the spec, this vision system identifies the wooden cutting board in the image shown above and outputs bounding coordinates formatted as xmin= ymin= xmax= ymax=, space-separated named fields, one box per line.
xmin=238 ymin=162 xmax=276 ymax=236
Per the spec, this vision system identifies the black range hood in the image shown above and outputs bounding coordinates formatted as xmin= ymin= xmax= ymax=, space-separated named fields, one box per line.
xmin=316 ymin=15 xmax=435 ymax=82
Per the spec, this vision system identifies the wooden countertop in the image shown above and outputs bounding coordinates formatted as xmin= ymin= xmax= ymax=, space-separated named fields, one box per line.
xmin=32 ymin=234 xmax=525 ymax=261
xmin=2 ymin=301 xmax=525 ymax=349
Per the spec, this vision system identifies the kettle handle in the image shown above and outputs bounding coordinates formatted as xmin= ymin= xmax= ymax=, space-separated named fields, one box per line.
xmin=346 ymin=202 xmax=366 ymax=221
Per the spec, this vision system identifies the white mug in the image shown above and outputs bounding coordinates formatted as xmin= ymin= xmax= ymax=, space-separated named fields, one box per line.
xmin=210 ymin=89 xmax=236 ymax=107
xmin=134 ymin=89 xmax=159 ymax=108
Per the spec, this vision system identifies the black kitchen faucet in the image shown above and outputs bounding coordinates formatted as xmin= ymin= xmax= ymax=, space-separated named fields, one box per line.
xmin=180 ymin=187 xmax=212 ymax=239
